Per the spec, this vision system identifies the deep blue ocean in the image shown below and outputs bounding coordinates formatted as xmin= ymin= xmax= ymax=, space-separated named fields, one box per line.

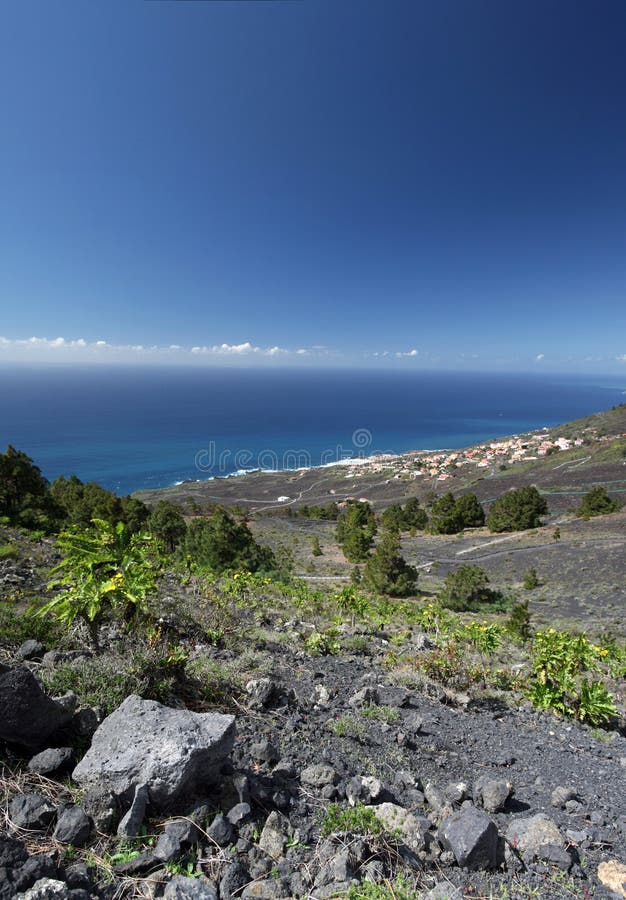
xmin=0 ymin=366 xmax=624 ymax=495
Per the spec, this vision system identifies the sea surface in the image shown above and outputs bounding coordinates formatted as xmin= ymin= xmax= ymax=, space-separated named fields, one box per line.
xmin=0 ymin=366 xmax=624 ymax=495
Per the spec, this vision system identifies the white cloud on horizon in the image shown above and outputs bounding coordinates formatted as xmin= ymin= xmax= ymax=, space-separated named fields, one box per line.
xmin=0 ymin=335 xmax=319 ymax=364
xmin=1 ymin=336 xmax=623 ymax=372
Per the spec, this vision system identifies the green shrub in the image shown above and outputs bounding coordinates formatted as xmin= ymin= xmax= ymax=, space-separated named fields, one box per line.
xmin=321 ymin=803 xmax=387 ymax=838
xmin=363 ymin=531 xmax=417 ymax=598
xmin=439 ymin=564 xmax=494 ymax=611
xmin=576 ymin=486 xmax=622 ymax=519
xmin=0 ymin=601 xmax=64 ymax=651
xmin=303 ymin=626 xmax=341 ymax=656
xmin=413 ymin=643 xmax=486 ymax=690
xmin=0 ymin=543 xmax=19 ymax=560
xmin=507 ymin=599 xmax=532 ymax=642
xmin=523 ymin=567 xmax=539 ymax=590
xmin=527 ymin=629 xmax=617 ymax=726
xmin=347 ymin=878 xmax=416 ymax=900
xmin=31 ymin=519 xmax=160 ymax=648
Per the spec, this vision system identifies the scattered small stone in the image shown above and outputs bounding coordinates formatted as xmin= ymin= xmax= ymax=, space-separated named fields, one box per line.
xmin=413 ymin=633 xmax=436 ymax=651
xmin=113 ymin=850 xmax=159 ymax=876
xmin=300 ymin=764 xmax=338 ymax=788
xmin=53 ymin=805 xmax=92 ymax=847
xmin=246 ymin=678 xmax=275 ymax=708
xmin=0 ymin=835 xmax=28 ymax=869
xmin=206 ymin=812 xmax=233 ymax=847
xmin=505 ymin=813 xmax=562 ymax=858
xmin=250 ymin=739 xmax=279 ymax=765
xmin=219 ymin=861 xmax=250 ymax=899
xmin=346 ymin=775 xmax=383 ymax=807
xmin=565 ymin=828 xmax=589 ymax=844
xmin=314 ymin=684 xmax=331 ymax=706
xmin=52 ymin=691 xmax=77 ymax=716
xmin=41 ymin=651 xmax=63 ymax=668
xmin=117 ymin=783 xmax=149 ymax=839
xmin=473 ymin=776 xmax=513 ymax=813
xmin=64 ymin=864 xmax=93 ymax=891
xmin=564 ymin=799 xmax=584 ymax=814
xmin=272 ymin=759 xmax=296 ymax=780
xmin=81 ymin=788 xmax=118 ymax=834
xmin=370 ymin=803 xmax=429 ymax=852
xmin=13 ymin=855 xmax=59 ymax=893
xmin=443 ymin=781 xmax=469 ymax=805
xmin=492 ymin=753 xmax=516 ymax=767
xmin=348 ymin=686 xmax=378 ymax=708
xmin=19 ymin=878 xmax=69 ymax=900
xmin=16 ymin=640 xmax=45 ymax=661
xmin=71 ymin=707 xmax=101 ymax=739
xmin=438 ymin=806 xmax=499 ymax=870
xmin=258 ymin=810 xmax=288 ymax=859
xmin=10 ymin=793 xmax=56 ymax=831
xmin=423 ymin=883 xmax=463 ymax=900
xmin=163 ymin=876 xmax=218 ymax=900
xmin=227 ymin=802 xmax=252 ymax=825
xmin=28 ymin=748 xmax=74 ymax=777
xmin=376 ymin=685 xmax=411 ymax=707
xmin=598 ymin=860 xmax=626 ymax=898
xmin=155 ymin=819 xmax=197 ymax=863
xmin=551 ymin=786 xmax=578 ymax=808
xmin=241 ymin=880 xmax=290 ymax=899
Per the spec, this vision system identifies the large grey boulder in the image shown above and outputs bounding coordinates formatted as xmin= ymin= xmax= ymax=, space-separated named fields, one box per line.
xmin=0 ymin=667 xmax=72 ymax=751
xmin=72 ymin=695 xmax=235 ymax=811
xmin=438 ymin=806 xmax=499 ymax=870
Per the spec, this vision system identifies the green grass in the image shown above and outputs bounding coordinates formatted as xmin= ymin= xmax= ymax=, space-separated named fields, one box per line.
xmin=359 ymin=704 xmax=401 ymax=724
xmin=0 ymin=543 xmax=19 ymax=560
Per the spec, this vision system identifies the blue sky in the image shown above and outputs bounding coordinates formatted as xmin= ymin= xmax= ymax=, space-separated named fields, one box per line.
xmin=1 ymin=0 xmax=626 ymax=371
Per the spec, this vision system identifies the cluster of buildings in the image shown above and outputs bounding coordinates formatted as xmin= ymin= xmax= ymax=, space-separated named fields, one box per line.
xmin=338 ymin=429 xmax=589 ymax=484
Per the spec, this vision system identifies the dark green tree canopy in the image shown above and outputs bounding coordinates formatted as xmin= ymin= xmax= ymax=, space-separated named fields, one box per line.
xmin=0 ymin=445 xmax=59 ymax=530
xmin=440 ymin=564 xmax=493 ymax=611
xmin=182 ymin=507 xmax=275 ymax=573
xmin=428 ymin=492 xmax=485 ymax=534
xmin=576 ymin=486 xmax=622 ymax=519
xmin=148 ymin=500 xmax=187 ymax=553
xmin=402 ymin=497 xmax=429 ymax=530
xmin=454 ymin=493 xmax=485 ymax=528
xmin=486 ymin=486 xmax=548 ymax=533
xmin=381 ymin=499 xmax=428 ymax=533
xmin=50 ymin=475 xmax=149 ymax=533
xmin=336 ymin=500 xmax=377 ymax=563
xmin=363 ymin=529 xmax=417 ymax=597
